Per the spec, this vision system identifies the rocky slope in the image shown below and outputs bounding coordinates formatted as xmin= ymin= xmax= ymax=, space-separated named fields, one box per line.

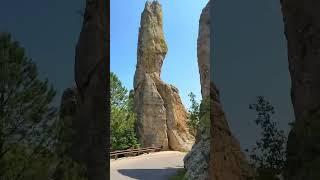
xmin=280 ymin=1 xmax=320 ymax=179
xmin=133 ymin=1 xmax=194 ymax=152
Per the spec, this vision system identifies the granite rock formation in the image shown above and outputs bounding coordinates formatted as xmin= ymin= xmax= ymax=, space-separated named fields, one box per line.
xmin=280 ymin=1 xmax=320 ymax=179
xmin=184 ymin=2 xmax=211 ymax=179
xmin=209 ymin=82 xmax=254 ymax=180
xmin=133 ymin=1 xmax=194 ymax=152
xmin=72 ymin=0 xmax=108 ymax=179
xmin=184 ymin=2 xmax=253 ymax=179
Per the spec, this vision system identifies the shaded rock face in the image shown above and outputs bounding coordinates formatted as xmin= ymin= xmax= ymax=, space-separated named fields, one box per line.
xmin=209 ymin=82 xmax=253 ymax=180
xmin=134 ymin=1 xmax=194 ymax=151
xmin=72 ymin=0 xmax=108 ymax=180
xmin=60 ymin=86 xmax=78 ymax=120
xmin=184 ymin=2 xmax=211 ymax=180
xmin=280 ymin=1 xmax=320 ymax=179
xmin=57 ymin=86 xmax=78 ymax=156
xmin=184 ymin=2 xmax=253 ymax=179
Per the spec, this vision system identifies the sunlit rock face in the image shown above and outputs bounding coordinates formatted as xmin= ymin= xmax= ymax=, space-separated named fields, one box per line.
xmin=72 ymin=0 xmax=108 ymax=180
xmin=280 ymin=1 xmax=320 ymax=179
xmin=133 ymin=1 xmax=194 ymax=152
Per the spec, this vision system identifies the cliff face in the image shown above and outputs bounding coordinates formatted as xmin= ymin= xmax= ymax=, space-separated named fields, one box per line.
xmin=72 ymin=0 xmax=108 ymax=179
xmin=280 ymin=1 xmax=320 ymax=179
xmin=133 ymin=1 xmax=194 ymax=151
xmin=209 ymin=82 xmax=253 ymax=180
xmin=184 ymin=2 xmax=253 ymax=179
xmin=184 ymin=2 xmax=211 ymax=179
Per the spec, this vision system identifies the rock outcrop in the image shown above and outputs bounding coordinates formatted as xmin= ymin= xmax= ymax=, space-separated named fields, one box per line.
xmin=133 ymin=1 xmax=194 ymax=152
xmin=280 ymin=1 xmax=320 ymax=179
xmin=209 ymin=82 xmax=253 ymax=180
xmin=72 ymin=0 xmax=108 ymax=179
xmin=184 ymin=2 xmax=211 ymax=179
xmin=184 ymin=1 xmax=253 ymax=179
xmin=57 ymin=85 xmax=78 ymax=156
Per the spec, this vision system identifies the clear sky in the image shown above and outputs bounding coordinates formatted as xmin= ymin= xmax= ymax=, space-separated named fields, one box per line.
xmin=111 ymin=0 xmax=209 ymax=108
xmin=0 ymin=0 xmax=85 ymax=105
xmin=212 ymin=0 xmax=294 ymax=150
xmin=0 ymin=0 xmax=294 ymax=153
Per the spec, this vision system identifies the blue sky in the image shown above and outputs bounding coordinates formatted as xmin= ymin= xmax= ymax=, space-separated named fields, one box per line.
xmin=0 ymin=0 xmax=85 ymax=105
xmin=111 ymin=0 xmax=209 ymax=108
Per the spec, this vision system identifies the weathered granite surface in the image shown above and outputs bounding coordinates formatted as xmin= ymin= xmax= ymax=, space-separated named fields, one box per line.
xmin=134 ymin=1 xmax=194 ymax=151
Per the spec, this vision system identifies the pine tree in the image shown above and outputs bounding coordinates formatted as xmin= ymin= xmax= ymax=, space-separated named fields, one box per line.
xmin=246 ymin=96 xmax=287 ymax=180
xmin=110 ymin=72 xmax=139 ymax=150
xmin=0 ymin=32 xmax=58 ymax=179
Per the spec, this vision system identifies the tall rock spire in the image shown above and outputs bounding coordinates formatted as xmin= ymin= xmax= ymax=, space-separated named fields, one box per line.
xmin=134 ymin=1 xmax=167 ymax=88
xmin=280 ymin=1 xmax=320 ymax=179
xmin=72 ymin=0 xmax=108 ymax=179
xmin=133 ymin=1 xmax=194 ymax=151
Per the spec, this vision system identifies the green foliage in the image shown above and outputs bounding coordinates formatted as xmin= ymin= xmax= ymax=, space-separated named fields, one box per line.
xmin=110 ymin=72 xmax=139 ymax=150
xmin=51 ymin=156 xmax=87 ymax=180
xmin=111 ymin=72 xmax=128 ymax=108
xmin=246 ymin=96 xmax=287 ymax=180
xmin=0 ymin=32 xmax=62 ymax=179
xmin=0 ymin=33 xmax=86 ymax=180
xmin=187 ymin=92 xmax=200 ymax=134
xmin=53 ymin=114 xmax=88 ymax=180
xmin=1 ymin=144 xmax=54 ymax=180
xmin=187 ymin=93 xmax=210 ymax=135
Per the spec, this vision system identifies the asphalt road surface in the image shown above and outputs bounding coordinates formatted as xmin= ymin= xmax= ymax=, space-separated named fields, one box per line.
xmin=110 ymin=151 xmax=186 ymax=180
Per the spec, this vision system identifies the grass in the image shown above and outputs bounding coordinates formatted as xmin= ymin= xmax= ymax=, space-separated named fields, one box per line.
xmin=169 ymin=169 xmax=187 ymax=180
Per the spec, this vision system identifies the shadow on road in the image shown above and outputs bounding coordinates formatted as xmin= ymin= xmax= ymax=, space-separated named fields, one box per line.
xmin=118 ymin=167 xmax=184 ymax=180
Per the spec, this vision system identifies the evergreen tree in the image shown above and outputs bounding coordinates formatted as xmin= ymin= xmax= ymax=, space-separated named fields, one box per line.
xmin=110 ymin=72 xmax=139 ymax=150
xmin=0 ymin=33 xmax=58 ymax=179
xmin=246 ymin=96 xmax=287 ymax=180
xmin=187 ymin=92 xmax=201 ymax=135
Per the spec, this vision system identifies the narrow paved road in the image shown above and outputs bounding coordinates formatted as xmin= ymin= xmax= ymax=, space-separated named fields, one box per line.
xmin=110 ymin=151 xmax=186 ymax=180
